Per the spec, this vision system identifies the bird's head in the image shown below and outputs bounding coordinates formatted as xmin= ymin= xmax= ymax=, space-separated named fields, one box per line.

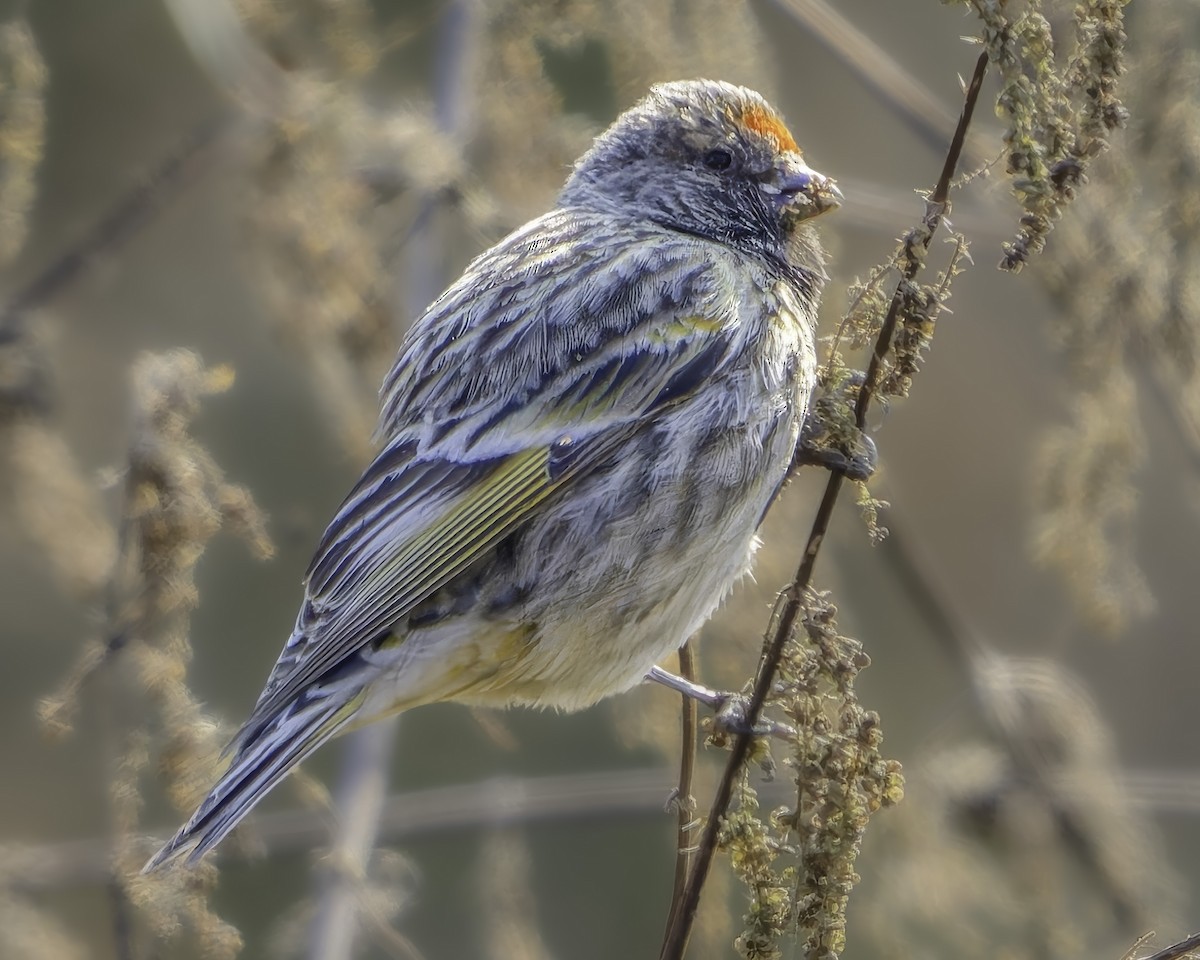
xmin=559 ymin=79 xmax=841 ymax=265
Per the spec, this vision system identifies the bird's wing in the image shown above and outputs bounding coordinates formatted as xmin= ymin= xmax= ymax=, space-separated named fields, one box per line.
xmin=243 ymin=214 xmax=750 ymax=729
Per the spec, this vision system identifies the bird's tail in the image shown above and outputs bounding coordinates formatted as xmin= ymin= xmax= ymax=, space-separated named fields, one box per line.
xmin=142 ymin=687 xmax=365 ymax=872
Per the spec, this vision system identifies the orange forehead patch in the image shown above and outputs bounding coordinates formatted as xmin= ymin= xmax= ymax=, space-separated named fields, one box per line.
xmin=738 ymin=104 xmax=799 ymax=153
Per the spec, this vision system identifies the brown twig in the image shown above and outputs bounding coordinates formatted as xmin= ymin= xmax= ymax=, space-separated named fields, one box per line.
xmin=658 ymin=49 xmax=991 ymax=960
xmin=662 ymin=640 xmax=699 ymax=943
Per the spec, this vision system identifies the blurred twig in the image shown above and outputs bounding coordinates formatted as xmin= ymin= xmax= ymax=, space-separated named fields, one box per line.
xmin=162 ymin=0 xmax=288 ymax=111
xmin=400 ymin=0 xmax=482 ymax=321
xmin=659 ymin=48 xmax=990 ymax=960
xmin=0 ymin=114 xmax=233 ymax=332
xmin=307 ymin=721 xmax=400 ymax=960
xmin=478 ymin=829 xmax=555 ymax=960
xmin=306 ymin=3 xmax=479 ymax=957
xmin=12 ymin=757 xmax=1198 ymax=895
xmin=106 ymin=879 xmax=135 ymax=960
xmin=12 ymin=768 xmax=679 ymax=893
xmin=34 ymin=351 xmax=269 ymax=959
xmin=874 ymin=518 xmax=985 ymax=676
xmin=770 ymin=0 xmax=991 ymax=167
xmin=0 ymin=19 xmax=47 ymax=267
xmin=881 ymin=514 xmax=1180 ymax=933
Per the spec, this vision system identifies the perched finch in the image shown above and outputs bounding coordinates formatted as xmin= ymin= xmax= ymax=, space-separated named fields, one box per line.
xmin=146 ymin=78 xmax=841 ymax=870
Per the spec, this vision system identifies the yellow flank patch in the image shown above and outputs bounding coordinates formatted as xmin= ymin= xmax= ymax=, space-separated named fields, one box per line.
xmin=493 ymin=621 xmax=538 ymax=666
xmin=648 ymin=314 xmax=723 ymax=345
xmin=413 ymin=623 xmax=540 ymax=705
xmin=739 ymin=104 xmax=799 ymax=153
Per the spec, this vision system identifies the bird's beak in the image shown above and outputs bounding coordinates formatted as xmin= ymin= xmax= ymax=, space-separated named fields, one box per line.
xmin=768 ymin=154 xmax=843 ymax=222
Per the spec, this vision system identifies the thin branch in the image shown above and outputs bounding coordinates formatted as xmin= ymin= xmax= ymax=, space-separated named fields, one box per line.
xmin=1141 ymin=933 xmax=1200 ymax=960
xmin=13 ymin=758 xmax=1195 ymax=896
xmin=306 ymin=720 xmax=400 ymax=960
xmin=658 ymin=49 xmax=991 ymax=960
xmin=877 ymin=515 xmax=1172 ymax=930
xmin=161 ymin=0 xmax=288 ymax=111
xmin=305 ymin=3 xmax=480 ymax=957
xmin=876 ymin=519 xmax=986 ymax=677
xmin=11 ymin=768 xmax=679 ymax=893
xmin=662 ymin=641 xmax=699 ymax=944
xmin=400 ymin=0 xmax=482 ymax=326
xmin=0 ymin=113 xmax=232 ymax=333
xmin=832 ymin=174 xmax=1007 ymax=238
xmin=769 ymin=0 xmax=990 ymax=167
xmin=107 ymin=876 xmax=136 ymax=960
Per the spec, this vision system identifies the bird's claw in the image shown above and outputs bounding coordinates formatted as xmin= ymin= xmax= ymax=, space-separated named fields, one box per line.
xmin=645 ymin=666 xmax=794 ymax=742
xmin=709 ymin=693 xmax=796 ymax=741
xmin=795 ymin=379 xmax=878 ymax=482
xmin=798 ymin=433 xmax=877 ymax=482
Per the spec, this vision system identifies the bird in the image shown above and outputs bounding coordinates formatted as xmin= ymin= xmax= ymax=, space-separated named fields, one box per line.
xmin=145 ymin=78 xmax=841 ymax=870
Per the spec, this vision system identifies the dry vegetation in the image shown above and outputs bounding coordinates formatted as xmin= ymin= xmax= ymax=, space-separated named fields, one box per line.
xmin=0 ymin=0 xmax=1196 ymax=958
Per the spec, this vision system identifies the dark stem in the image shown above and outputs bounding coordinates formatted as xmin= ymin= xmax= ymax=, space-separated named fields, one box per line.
xmin=662 ymin=640 xmax=699 ymax=942
xmin=657 ymin=49 xmax=990 ymax=960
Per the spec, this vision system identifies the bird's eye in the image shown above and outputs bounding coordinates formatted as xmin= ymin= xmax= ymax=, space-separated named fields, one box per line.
xmin=703 ymin=148 xmax=733 ymax=171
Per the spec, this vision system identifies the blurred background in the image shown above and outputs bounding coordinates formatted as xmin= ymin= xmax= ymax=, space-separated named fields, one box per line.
xmin=0 ymin=0 xmax=1196 ymax=958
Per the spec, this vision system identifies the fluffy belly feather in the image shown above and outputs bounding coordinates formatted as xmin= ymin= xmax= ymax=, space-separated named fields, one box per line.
xmin=360 ymin=384 xmax=804 ymax=718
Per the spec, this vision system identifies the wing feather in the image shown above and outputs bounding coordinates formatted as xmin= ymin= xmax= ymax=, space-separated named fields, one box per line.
xmin=241 ymin=211 xmax=752 ymax=733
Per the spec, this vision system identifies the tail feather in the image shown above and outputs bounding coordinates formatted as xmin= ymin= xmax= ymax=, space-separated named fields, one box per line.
xmin=142 ymin=690 xmax=364 ymax=872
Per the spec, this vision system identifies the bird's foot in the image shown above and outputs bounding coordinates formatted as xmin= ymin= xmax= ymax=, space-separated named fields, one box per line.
xmin=645 ymin=666 xmax=795 ymax=740
xmin=794 ymin=377 xmax=877 ymax=483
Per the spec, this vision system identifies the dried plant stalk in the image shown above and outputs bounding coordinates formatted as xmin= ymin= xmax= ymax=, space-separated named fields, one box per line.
xmin=34 ymin=350 xmax=273 ymax=959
